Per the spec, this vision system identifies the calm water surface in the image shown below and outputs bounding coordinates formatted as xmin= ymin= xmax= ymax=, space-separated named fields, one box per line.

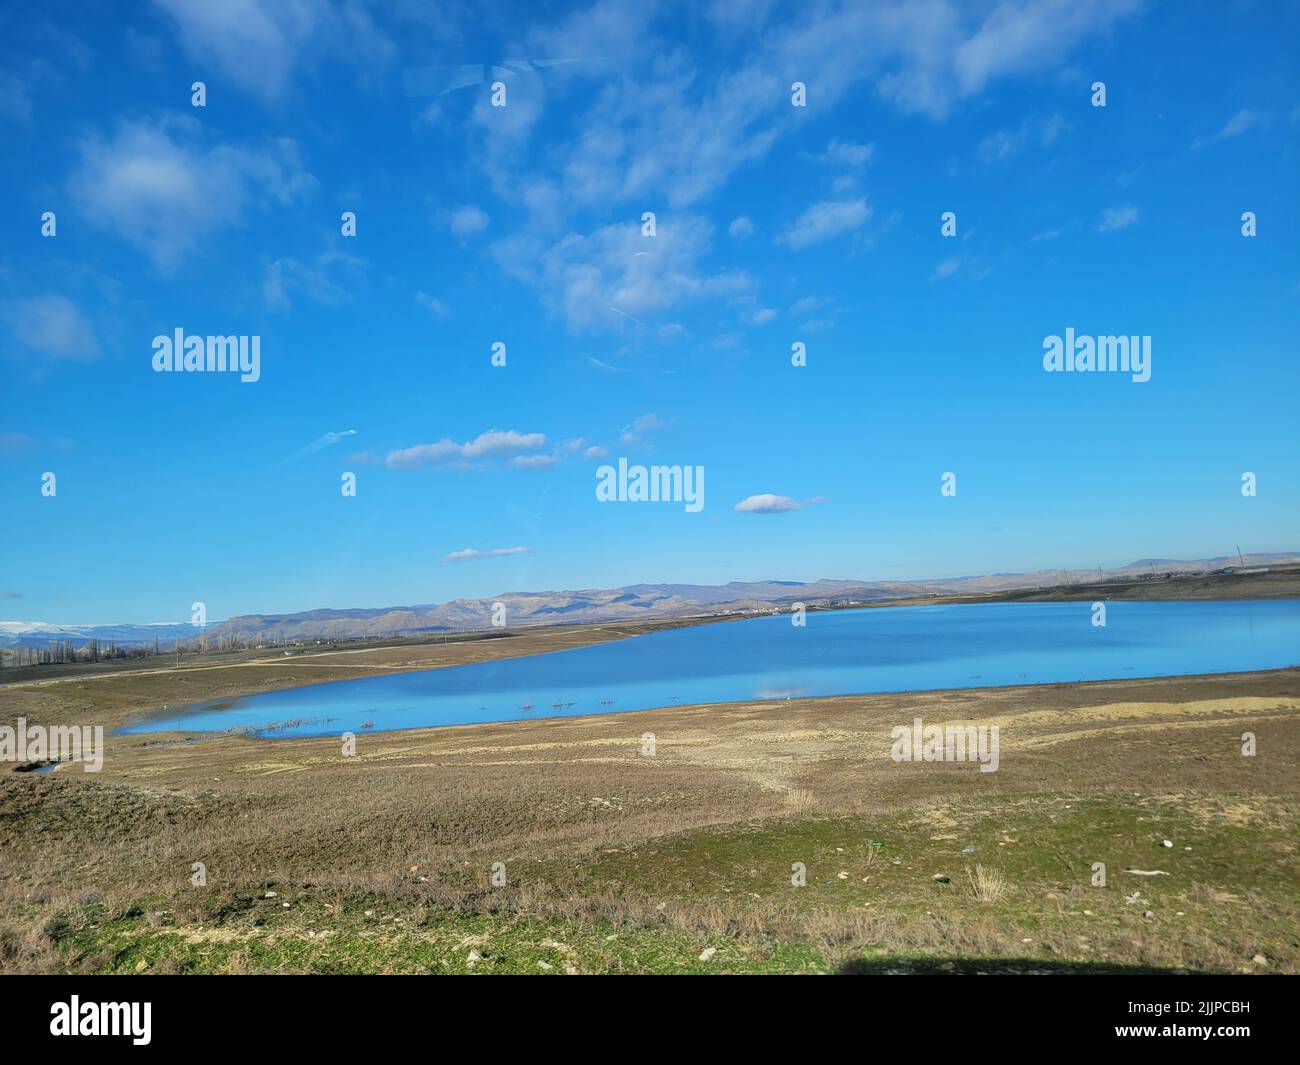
xmin=121 ymin=600 xmax=1300 ymax=738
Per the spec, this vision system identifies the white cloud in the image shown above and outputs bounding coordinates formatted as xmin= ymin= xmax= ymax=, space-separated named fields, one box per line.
xmin=619 ymin=413 xmax=666 ymax=446
xmin=444 ymin=546 xmax=532 ymax=561
xmin=495 ymin=215 xmax=748 ymax=333
xmin=821 ymin=138 xmax=874 ymax=168
xmin=460 ymin=1 xmax=1136 ymax=334
xmin=415 ymin=291 xmax=451 ymax=318
xmin=780 ymin=199 xmax=870 ymax=249
xmin=153 ymin=0 xmax=398 ymax=103
xmin=729 ymin=216 xmax=755 ymax=238
xmin=68 ymin=118 xmax=315 ymax=270
xmin=1098 ymin=205 xmax=1140 ymax=232
xmin=385 ymin=429 xmax=546 ymax=469
xmin=7 ymin=295 xmax=98 ymax=359
xmin=511 ymin=436 xmax=603 ymax=468
xmin=790 ymin=296 xmax=826 ymax=316
xmin=512 ymin=453 xmax=559 ymax=469
xmin=931 ymin=258 xmax=959 ymax=280
xmin=949 ymin=0 xmax=1140 ymax=103
xmin=1218 ymin=109 xmax=1264 ymax=139
xmin=264 ymin=250 xmax=364 ymax=309
xmin=976 ymin=113 xmax=1066 ymax=164
xmin=450 ymin=205 xmax=489 ymax=239
xmin=734 ymin=493 xmax=804 ymax=514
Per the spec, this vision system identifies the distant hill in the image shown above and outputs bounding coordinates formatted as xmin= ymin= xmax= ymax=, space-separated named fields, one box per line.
xmin=5 ymin=552 xmax=1297 ymax=652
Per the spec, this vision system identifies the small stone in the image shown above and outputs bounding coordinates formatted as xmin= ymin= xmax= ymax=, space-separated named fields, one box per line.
xmin=467 ymin=950 xmax=482 ymax=965
xmin=837 ymin=871 xmax=848 ymax=879
xmin=1252 ymin=954 xmax=1268 ymax=966
xmin=698 ymin=947 xmax=717 ymax=961
xmin=932 ymin=873 xmax=950 ymax=883
xmin=1161 ymin=840 xmax=1173 ymax=848
xmin=263 ymin=891 xmax=278 ymax=898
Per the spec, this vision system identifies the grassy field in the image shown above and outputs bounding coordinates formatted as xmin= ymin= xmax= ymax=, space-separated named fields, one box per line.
xmin=2 ymin=646 xmax=1297 ymax=974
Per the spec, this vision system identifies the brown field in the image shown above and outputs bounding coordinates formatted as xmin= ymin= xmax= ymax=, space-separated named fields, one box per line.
xmin=2 ymin=641 xmax=1297 ymax=974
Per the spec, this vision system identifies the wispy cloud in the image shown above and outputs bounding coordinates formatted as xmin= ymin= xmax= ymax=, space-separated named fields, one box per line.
xmin=281 ymin=429 xmax=356 ymax=465
xmin=728 ymin=216 xmax=755 ymax=238
xmin=153 ymin=0 xmax=402 ymax=104
xmin=6 ymin=295 xmax=98 ymax=359
xmin=68 ymin=117 xmax=315 ymax=270
xmin=461 ymin=0 xmax=1135 ymax=333
xmin=976 ymin=113 xmax=1065 ymax=164
xmin=1098 ymin=205 xmax=1140 ymax=232
xmin=264 ymin=250 xmax=364 ymax=309
xmin=493 ymin=215 xmax=748 ymax=333
xmin=1218 ymin=109 xmax=1264 ymax=139
xmin=449 ymin=205 xmax=489 ymax=239
xmin=780 ymin=199 xmax=870 ymax=249
xmin=931 ymin=258 xmax=960 ymax=281
xmin=384 ymin=429 xmax=546 ymax=470
xmin=444 ymin=546 xmax=532 ymax=561
xmin=618 ymin=413 xmax=666 ymax=446
xmin=415 ymin=291 xmax=451 ymax=318
xmin=821 ymin=137 xmax=874 ymax=168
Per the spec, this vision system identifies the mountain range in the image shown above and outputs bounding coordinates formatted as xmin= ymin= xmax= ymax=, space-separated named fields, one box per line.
xmin=3 ymin=552 xmax=1296 ymax=652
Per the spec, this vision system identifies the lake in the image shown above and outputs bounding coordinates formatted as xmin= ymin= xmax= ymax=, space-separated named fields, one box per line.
xmin=120 ymin=599 xmax=1300 ymax=738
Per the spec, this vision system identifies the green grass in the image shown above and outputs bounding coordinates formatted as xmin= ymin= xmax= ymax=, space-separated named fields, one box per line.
xmin=43 ymin=899 xmax=824 ymax=975
xmin=19 ymin=791 xmax=1296 ymax=974
xmin=575 ymin=792 xmax=1294 ymax=910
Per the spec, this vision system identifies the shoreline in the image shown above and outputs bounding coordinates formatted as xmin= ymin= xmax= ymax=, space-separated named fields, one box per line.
xmin=5 ymin=591 xmax=1298 ymax=736
xmin=117 ymin=662 xmax=1300 ymax=743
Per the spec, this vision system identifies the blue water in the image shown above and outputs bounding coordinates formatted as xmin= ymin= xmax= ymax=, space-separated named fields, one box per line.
xmin=121 ymin=600 xmax=1300 ymax=738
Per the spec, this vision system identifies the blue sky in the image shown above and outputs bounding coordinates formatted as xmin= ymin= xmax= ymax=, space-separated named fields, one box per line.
xmin=1 ymin=0 xmax=1297 ymax=624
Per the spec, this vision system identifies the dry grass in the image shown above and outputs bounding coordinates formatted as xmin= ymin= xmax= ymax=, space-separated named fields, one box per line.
xmin=1 ymin=666 xmax=1298 ymax=973
xmin=784 ymin=789 xmax=817 ymax=814
xmin=967 ymin=864 xmax=1009 ymax=903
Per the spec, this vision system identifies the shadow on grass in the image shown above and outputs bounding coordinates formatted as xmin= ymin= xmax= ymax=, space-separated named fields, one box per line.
xmin=836 ymin=956 xmax=1209 ymax=975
